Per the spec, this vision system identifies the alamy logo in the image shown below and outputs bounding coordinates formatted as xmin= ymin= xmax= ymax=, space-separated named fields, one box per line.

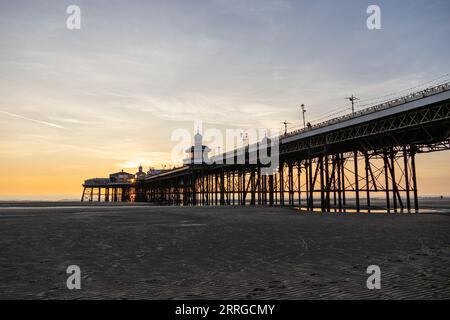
xmin=66 ymin=5 xmax=81 ymax=30
xmin=366 ymin=5 xmax=381 ymax=30
xmin=171 ymin=121 xmax=280 ymax=175
xmin=366 ymin=265 xmax=381 ymax=289
xmin=66 ymin=265 xmax=81 ymax=290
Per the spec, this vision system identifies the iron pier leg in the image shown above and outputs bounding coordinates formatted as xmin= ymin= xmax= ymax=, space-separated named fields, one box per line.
xmin=383 ymin=151 xmax=391 ymax=213
xmin=264 ymin=173 xmax=268 ymax=205
xmin=337 ymin=154 xmax=342 ymax=212
xmin=364 ymin=153 xmax=371 ymax=213
xmin=202 ymin=173 xmax=206 ymax=206
xmin=403 ymin=147 xmax=411 ymax=212
xmin=275 ymin=172 xmax=278 ymax=204
xmin=341 ymin=153 xmax=346 ymax=211
xmin=262 ymin=173 xmax=266 ymax=205
xmin=319 ymin=156 xmax=325 ymax=211
xmin=390 ymin=149 xmax=398 ymax=212
xmin=288 ymin=163 xmax=294 ymax=206
xmin=243 ymin=170 xmax=246 ymax=205
xmin=411 ymin=149 xmax=419 ymax=212
xmin=192 ymin=171 xmax=197 ymax=206
xmin=250 ymin=168 xmax=256 ymax=205
xmin=354 ymin=151 xmax=360 ymax=213
xmin=279 ymin=164 xmax=285 ymax=206
xmin=305 ymin=160 xmax=309 ymax=210
xmin=215 ymin=173 xmax=219 ymax=205
xmin=297 ymin=162 xmax=302 ymax=209
xmin=232 ymin=171 xmax=235 ymax=205
xmin=269 ymin=174 xmax=274 ymax=206
xmin=257 ymin=169 xmax=261 ymax=205
xmin=239 ymin=170 xmax=241 ymax=205
xmin=325 ymin=155 xmax=330 ymax=212
xmin=206 ymin=174 xmax=210 ymax=205
xmin=220 ymin=169 xmax=225 ymax=205
xmin=308 ymin=157 xmax=313 ymax=211
xmin=332 ymin=156 xmax=337 ymax=212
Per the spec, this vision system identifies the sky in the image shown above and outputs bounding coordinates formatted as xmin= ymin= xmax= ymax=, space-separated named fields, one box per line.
xmin=0 ymin=0 xmax=449 ymax=200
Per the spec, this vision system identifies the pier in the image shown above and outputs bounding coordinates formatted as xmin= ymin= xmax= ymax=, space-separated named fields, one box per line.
xmin=82 ymin=82 xmax=450 ymax=213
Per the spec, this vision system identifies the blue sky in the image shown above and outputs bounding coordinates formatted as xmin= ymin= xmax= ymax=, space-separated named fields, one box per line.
xmin=0 ymin=0 xmax=449 ymax=198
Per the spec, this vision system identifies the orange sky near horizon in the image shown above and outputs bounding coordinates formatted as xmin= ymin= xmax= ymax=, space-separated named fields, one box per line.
xmin=0 ymin=148 xmax=449 ymax=201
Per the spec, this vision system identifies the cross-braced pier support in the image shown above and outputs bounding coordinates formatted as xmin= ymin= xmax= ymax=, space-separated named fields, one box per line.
xmin=81 ymin=186 xmax=133 ymax=202
xmin=137 ymin=144 xmax=431 ymax=213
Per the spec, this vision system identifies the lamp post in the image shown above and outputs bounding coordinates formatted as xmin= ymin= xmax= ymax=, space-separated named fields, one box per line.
xmin=281 ymin=120 xmax=289 ymax=135
xmin=301 ymin=104 xmax=306 ymax=129
xmin=345 ymin=95 xmax=359 ymax=114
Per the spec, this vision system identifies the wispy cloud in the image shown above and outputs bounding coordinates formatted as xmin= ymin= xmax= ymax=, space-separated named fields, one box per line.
xmin=85 ymin=90 xmax=286 ymax=128
xmin=46 ymin=116 xmax=102 ymax=126
xmin=0 ymin=110 xmax=67 ymax=130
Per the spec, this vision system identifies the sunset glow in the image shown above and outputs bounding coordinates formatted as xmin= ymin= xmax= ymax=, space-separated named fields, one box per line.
xmin=1 ymin=0 xmax=449 ymax=200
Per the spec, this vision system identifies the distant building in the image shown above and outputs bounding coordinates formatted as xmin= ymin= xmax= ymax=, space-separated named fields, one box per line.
xmin=82 ymin=167 xmax=173 ymax=202
xmin=184 ymin=131 xmax=210 ymax=165
xmin=109 ymin=170 xmax=134 ymax=183
xmin=135 ymin=165 xmax=146 ymax=180
xmin=83 ymin=178 xmax=109 ymax=186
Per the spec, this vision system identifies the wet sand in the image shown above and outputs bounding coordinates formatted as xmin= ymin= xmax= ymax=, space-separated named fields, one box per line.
xmin=0 ymin=204 xmax=449 ymax=299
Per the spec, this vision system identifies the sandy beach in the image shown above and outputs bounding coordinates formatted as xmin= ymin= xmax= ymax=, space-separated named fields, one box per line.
xmin=0 ymin=203 xmax=449 ymax=299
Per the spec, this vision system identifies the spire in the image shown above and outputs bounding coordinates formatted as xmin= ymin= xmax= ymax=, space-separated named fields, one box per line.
xmin=194 ymin=130 xmax=202 ymax=145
